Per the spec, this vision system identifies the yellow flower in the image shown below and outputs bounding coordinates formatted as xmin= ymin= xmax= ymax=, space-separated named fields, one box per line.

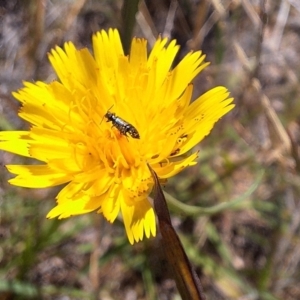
xmin=0 ymin=29 xmax=234 ymax=244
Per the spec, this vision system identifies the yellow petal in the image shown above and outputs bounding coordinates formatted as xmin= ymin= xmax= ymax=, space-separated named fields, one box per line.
xmin=120 ymin=191 xmax=156 ymax=244
xmin=0 ymin=131 xmax=31 ymax=157
xmin=49 ymin=43 xmax=98 ymax=91
xmin=7 ymin=165 xmax=71 ymax=187
xmin=153 ymin=151 xmax=199 ymax=178
xmin=47 ymin=195 xmax=96 ymax=219
xmin=93 ymin=28 xmax=124 ymax=75
xmin=101 ymin=183 xmax=121 ymax=223
xmin=179 ymin=87 xmax=234 ymax=154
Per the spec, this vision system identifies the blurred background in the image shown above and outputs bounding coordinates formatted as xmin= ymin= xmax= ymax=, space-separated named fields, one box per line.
xmin=1 ymin=0 xmax=300 ymax=299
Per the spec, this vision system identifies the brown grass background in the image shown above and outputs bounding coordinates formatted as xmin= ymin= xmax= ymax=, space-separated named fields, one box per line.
xmin=1 ymin=0 xmax=300 ymax=299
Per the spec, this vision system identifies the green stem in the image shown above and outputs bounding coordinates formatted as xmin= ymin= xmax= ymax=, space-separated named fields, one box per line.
xmin=165 ymin=170 xmax=264 ymax=216
xmin=120 ymin=0 xmax=140 ymax=54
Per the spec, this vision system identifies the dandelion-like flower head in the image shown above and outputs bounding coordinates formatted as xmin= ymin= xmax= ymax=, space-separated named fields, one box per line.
xmin=0 ymin=29 xmax=234 ymax=244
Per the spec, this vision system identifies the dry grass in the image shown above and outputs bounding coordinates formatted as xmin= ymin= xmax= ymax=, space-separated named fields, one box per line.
xmin=1 ymin=0 xmax=300 ymax=299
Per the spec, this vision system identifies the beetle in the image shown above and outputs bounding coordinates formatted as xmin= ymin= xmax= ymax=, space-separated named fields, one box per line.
xmin=104 ymin=110 xmax=140 ymax=139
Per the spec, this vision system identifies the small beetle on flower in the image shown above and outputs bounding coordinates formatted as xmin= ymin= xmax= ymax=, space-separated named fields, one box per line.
xmin=104 ymin=109 xmax=140 ymax=139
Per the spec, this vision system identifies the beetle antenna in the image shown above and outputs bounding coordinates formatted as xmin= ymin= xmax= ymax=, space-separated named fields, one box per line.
xmin=100 ymin=104 xmax=114 ymax=125
xmin=107 ymin=104 xmax=114 ymax=112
